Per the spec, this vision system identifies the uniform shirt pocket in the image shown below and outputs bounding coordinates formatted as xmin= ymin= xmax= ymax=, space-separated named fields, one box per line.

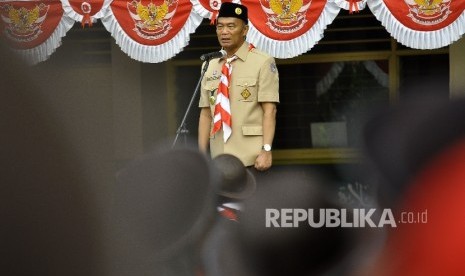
xmin=236 ymin=77 xmax=258 ymax=102
xmin=242 ymin=125 xmax=263 ymax=136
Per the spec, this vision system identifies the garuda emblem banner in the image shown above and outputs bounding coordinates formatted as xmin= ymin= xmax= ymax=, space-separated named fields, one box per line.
xmin=368 ymin=0 xmax=465 ymax=49
xmin=0 ymin=0 xmax=74 ymax=64
xmin=101 ymin=0 xmax=203 ymax=62
xmin=242 ymin=0 xmax=340 ymax=58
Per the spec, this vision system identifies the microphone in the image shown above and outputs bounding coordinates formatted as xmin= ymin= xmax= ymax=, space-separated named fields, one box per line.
xmin=200 ymin=50 xmax=227 ymax=61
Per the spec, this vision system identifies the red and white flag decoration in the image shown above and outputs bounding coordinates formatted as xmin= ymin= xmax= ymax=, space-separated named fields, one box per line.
xmin=241 ymin=0 xmax=339 ymax=59
xmin=334 ymin=0 xmax=367 ymax=14
xmin=2 ymin=0 xmax=465 ymax=65
xmin=190 ymin=0 xmax=239 ymax=24
xmin=0 ymin=0 xmax=74 ymax=64
xmin=60 ymin=0 xmax=112 ymax=27
xmin=368 ymin=0 xmax=465 ymax=49
xmin=101 ymin=0 xmax=202 ymax=63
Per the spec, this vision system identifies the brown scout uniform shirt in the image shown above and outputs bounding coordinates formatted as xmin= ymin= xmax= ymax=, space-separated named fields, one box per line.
xmin=199 ymin=42 xmax=280 ymax=166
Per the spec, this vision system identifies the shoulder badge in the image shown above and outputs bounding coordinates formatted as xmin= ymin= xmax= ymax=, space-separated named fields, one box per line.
xmin=270 ymin=62 xmax=278 ymax=73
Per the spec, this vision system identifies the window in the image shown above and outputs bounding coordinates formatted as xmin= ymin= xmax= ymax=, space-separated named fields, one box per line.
xmin=276 ymin=60 xmax=390 ymax=150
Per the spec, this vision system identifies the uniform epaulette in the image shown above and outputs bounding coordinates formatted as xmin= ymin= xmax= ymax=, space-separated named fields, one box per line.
xmin=248 ymin=47 xmax=272 ymax=59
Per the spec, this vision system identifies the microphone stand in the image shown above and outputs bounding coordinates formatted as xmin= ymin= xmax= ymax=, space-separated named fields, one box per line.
xmin=172 ymin=59 xmax=212 ymax=148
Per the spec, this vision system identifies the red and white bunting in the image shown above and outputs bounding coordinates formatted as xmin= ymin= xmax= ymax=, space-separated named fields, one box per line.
xmin=190 ymin=0 xmax=239 ymax=24
xmin=60 ymin=0 xmax=112 ymax=27
xmin=334 ymin=0 xmax=367 ymax=13
xmin=101 ymin=0 xmax=202 ymax=63
xmin=0 ymin=0 xmax=74 ymax=64
xmin=2 ymin=0 xmax=465 ymax=65
xmin=242 ymin=0 xmax=340 ymax=59
xmin=368 ymin=0 xmax=465 ymax=49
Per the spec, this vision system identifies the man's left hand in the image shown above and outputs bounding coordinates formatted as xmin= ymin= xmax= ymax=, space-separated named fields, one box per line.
xmin=254 ymin=151 xmax=272 ymax=171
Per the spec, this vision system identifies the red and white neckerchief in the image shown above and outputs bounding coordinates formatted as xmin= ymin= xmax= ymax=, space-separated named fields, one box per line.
xmin=211 ymin=44 xmax=255 ymax=142
xmin=217 ymin=202 xmax=241 ymax=222
xmin=211 ymin=55 xmax=237 ymax=142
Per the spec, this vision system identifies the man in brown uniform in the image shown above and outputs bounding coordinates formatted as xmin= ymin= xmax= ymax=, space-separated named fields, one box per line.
xmin=198 ymin=2 xmax=280 ymax=172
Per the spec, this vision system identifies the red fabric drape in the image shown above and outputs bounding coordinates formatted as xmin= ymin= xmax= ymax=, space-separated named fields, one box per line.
xmin=384 ymin=0 xmax=463 ymax=31
xmin=368 ymin=0 xmax=465 ymax=49
xmin=0 ymin=0 xmax=64 ymax=49
xmin=242 ymin=0 xmax=340 ymax=59
xmin=243 ymin=0 xmax=324 ymax=41
xmin=61 ymin=0 xmax=109 ymax=27
xmin=190 ymin=0 xmax=236 ymax=24
xmin=2 ymin=0 xmax=465 ymax=63
xmin=110 ymin=0 xmax=191 ymax=45
xmin=100 ymin=0 xmax=203 ymax=63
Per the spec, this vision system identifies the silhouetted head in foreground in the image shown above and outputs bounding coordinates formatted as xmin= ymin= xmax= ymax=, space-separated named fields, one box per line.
xmin=236 ymin=168 xmax=358 ymax=276
xmin=112 ymin=147 xmax=217 ymax=275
